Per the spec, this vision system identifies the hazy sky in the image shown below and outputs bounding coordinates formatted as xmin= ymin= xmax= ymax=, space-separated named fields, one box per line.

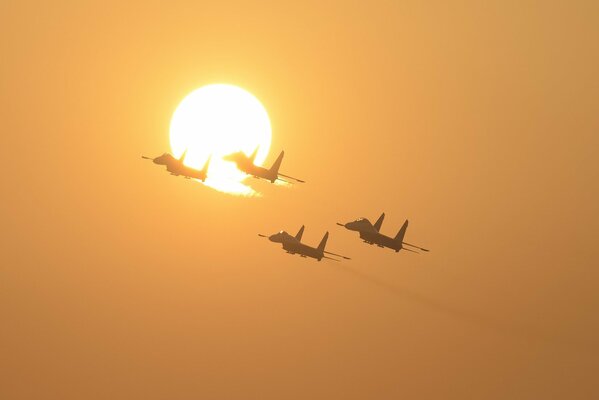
xmin=2 ymin=1 xmax=598 ymax=399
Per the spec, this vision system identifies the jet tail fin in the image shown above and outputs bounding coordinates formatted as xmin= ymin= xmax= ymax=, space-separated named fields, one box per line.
xmin=249 ymin=146 xmax=259 ymax=163
xmin=179 ymin=149 xmax=188 ymax=163
xmin=317 ymin=231 xmax=329 ymax=252
xmin=395 ymin=220 xmax=409 ymax=243
xmin=201 ymin=155 xmax=212 ymax=173
xmin=295 ymin=225 xmax=305 ymax=241
xmin=374 ymin=212 xmax=385 ymax=231
xmin=269 ymin=151 xmax=285 ymax=175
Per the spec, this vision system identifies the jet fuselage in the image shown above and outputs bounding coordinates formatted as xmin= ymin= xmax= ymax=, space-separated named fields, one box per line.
xmin=342 ymin=217 xmax=407 ymax=252
xmin=224 ymin=152 xmax=277 ymax=182
xmin=151 ymin=153 xmax=208 ymax=181
xmin=268 ymin=231 xmax=325 ymax=261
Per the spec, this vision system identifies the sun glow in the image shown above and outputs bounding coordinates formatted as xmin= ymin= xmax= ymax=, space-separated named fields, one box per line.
xmin=170 ymin=84 xmax=272 ymax=195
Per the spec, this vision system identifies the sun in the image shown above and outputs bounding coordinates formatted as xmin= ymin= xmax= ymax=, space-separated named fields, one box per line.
xmin=169 ymin=84 xmax=272 ymax=194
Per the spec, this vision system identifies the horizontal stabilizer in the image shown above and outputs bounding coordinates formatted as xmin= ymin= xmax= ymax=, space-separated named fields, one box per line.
xmin=278 ymin=173 xmax=305 ymax=183
xmin=402 ymin=247 xmax=420 ymax=254
xmin=403 ymin=242 xmax=430 ymax=252
xmin=324 ymin=250 xmax=351 ymax=260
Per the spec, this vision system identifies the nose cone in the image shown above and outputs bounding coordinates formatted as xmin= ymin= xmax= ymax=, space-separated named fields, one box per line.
xmin=344 ymin=221 xmax=360 ymax=231
xmin=269 ymin=233 xmax=283 ymax=243
xmin=153 ymin=156 xmax=167 ymax=165
xmin=223 ymin=153 xmax=239 ymax=162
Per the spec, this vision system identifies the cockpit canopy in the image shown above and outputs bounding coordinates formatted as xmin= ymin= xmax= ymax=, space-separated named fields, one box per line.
xmin=269 ymin=230 xmax=293 ymax=243
xmin=343 ymin=217 xmax=374 ymax=232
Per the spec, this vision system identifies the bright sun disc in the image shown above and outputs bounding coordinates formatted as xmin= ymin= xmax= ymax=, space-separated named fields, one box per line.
xmin=170 ymin=84 xmax=272 ymax=194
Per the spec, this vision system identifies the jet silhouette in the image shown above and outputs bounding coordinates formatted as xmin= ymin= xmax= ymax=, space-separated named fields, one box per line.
xmin=337 ymin=213 xmax=429 ymax=253
xmin=142 ymin=150 xmax=211 ymax=181
xmin=223 ymin=147 xmax=305 ymax=183
xmin=259 ymin=225 xmax=350 ymax=261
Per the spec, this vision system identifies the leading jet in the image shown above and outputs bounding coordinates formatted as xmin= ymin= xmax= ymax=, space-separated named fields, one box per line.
xmin=259 ymin=225 xmax=350 ymax=261
xmin=142 ymin=150 xmax=211 ymax=181
xmin=337 ymin=213 xmax=429 ymax=254
xmin=223 ymin=147 xmax=305 ymax=183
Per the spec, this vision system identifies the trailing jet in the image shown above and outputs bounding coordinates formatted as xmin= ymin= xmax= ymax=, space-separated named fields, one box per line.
xmin=259 ymin=225 xmax=350 ymax=261
xmin=142 ymin=150 xmax=211 ymax=181
xmin=337 ymin=213 xmax=429 ymax=253
xmin=223 ymin=147 xmax=305 ymax=183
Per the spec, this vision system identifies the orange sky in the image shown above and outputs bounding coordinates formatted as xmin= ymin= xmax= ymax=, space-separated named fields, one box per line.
xmin=1 ymin=1 xmax=598 ymax=399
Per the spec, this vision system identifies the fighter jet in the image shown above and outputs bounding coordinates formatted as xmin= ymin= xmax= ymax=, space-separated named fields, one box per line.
xmin=223 ymin=147 xmax=305 ymax=183
xmin=337 ymin=213 xmax=429 ymax=253
xmin=259 ymin=225 xmax=350 ymax=261
xmin=142 ymin=150 xmax=211 ymax=181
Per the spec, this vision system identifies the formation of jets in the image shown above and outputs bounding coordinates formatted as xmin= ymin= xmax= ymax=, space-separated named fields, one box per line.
xmin=143 ymin=147 xmax=429 ymax=261
xmin=143 ymin=147 xmax=304 ymax=184
xmin=258 ymin=212 xmax=428 ymax=261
